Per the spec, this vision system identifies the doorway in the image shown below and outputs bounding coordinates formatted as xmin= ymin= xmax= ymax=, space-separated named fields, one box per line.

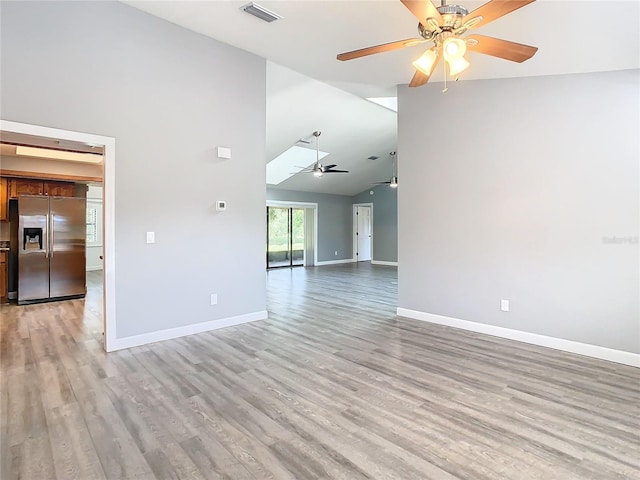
xmin=266 ymin=200 xmax=317 ymax=268
xmin=353 ymin=203 xmax=373 ymax=262
xmin=0 ymin=120 xmax=116 ymax=351
xmin=267 ymin=206 xmax=305 ymax=268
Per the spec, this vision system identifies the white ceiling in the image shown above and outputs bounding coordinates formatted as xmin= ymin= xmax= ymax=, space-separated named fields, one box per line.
xmin=122 ymin=0 xmax=639 ymax=195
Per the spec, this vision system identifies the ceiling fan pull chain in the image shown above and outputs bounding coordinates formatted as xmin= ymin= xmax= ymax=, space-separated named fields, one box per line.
xmin=442 ymin=59 xmax=448 ymax=93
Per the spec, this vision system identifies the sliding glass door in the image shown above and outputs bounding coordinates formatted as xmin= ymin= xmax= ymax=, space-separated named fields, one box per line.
xmin=267 ymin=206 xmax=305 ymax=269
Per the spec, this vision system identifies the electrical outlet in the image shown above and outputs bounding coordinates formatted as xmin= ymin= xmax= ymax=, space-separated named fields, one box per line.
xmin=335 ymin=251 xmax=338 ymax=256
xmin=500 ymin=299 xmax=509 ymax=312
xmin=210 ymin=294 xmax=218 ymax=305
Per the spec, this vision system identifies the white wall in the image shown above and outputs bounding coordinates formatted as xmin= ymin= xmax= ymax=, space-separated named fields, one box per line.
xmin=1 ymin=1 xmax=267 ymax=339
xmin=398 ymin=70 xmax=639 ymax=355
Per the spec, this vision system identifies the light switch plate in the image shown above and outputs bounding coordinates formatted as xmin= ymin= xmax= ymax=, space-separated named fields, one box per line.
xmin=146 ymin=231 xmax=155 ymax=244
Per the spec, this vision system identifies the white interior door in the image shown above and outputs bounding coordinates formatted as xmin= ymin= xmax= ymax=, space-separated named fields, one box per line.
xmin=356 ymin=206 xmax=372 ymax=261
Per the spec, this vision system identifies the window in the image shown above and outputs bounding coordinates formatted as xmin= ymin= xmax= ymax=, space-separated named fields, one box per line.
xmin=86 ymin=203 xmax=101 ymax=246
xmin=86 ymin=206 xmax=98 ymax=244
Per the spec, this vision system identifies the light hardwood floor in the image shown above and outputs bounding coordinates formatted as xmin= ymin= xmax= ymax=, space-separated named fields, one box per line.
xmin=1 ymin=264 xmax=639 ymax=479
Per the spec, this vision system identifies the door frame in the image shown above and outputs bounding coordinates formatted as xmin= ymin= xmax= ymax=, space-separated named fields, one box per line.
xmin=267 ymin=200 xmax=318 ymax=266
xmin=0 ymin=120 xmax=117 ymax=352
xmin=353 ymin=202 xmax=373 ymax=262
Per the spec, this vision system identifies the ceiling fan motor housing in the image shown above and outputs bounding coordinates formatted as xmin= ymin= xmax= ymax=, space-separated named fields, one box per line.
xmin=419 ymin=4 xmax=469 ymax=40
xmin=437 ymin=4 xmax=469 ymax=18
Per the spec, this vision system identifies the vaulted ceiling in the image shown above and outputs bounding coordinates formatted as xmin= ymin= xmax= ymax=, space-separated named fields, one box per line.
xmin=266 ymin=62 xmax=397 ymax=196
xmin=123 ymin=0 xmax=640 ymax=195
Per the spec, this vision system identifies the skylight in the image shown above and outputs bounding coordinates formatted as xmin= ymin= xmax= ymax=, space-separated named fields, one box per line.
xmin=366 ymin=97 xmax=398 ymax=113
xmin=266 ymin=145 xmax=329 ymax=185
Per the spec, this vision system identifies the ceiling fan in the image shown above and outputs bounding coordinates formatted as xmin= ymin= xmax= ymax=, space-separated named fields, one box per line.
xmin=371 ymin=152 xmax=398 ymax=188
xmin=296 ymin=131 xmax=349 ymax=177
xmin=337 ymin=0 xmax=538 ymax=88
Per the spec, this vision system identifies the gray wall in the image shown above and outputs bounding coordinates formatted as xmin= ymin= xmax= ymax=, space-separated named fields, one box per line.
xmin=1 ymin=1 xmax=267 ymax=338
xmin=353 ymin=185 xmax=398 ymax=263
xmin=267 ymin=188 xmax=353 ymax=262
xmin=398 ymin=70 xmax=639 ymax=354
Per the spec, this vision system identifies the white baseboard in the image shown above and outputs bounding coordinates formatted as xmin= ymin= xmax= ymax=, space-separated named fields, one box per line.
xmin=396 ymin=308 xmax=639 ymax=368
xmin=315 ymin=258 xmax=356 ymax=266
xmin=371 ymin=260 xmax=398 ymax=266
xmin=106 ymin=310 xmax=268 ymax=352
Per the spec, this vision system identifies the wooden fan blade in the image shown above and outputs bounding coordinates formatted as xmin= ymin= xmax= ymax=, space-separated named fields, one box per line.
xmin=466 ymin=35 xmax=538 ymax=63
xmin=400 ymin=0 xmax=443 ymax=25
xmin=464 ymin=0 xmax=535 ymax=30
xmin=324 ymin=169 xmax=349 ymax=173
xmin=370 ymin=181 xmax=391 ymax=185
xmin=409 ymin=70 xmax=429 ymax=87
xmin=322 ymin=164 xmax=337 ymax=170
xmin=408 ymin=53 xmax=440 ymax=87
xmin=337 ymin=38 xmax=425 ymax=61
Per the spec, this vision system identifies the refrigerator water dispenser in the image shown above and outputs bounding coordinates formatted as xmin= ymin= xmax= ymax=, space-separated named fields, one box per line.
xmin=23 ymin=228 xmax=44 ymax=251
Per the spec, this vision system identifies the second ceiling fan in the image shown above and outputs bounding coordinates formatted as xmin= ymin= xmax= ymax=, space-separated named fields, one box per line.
xmin=337 ymin=0 xmax=538 ymax=88
xmin=371 ymin=152 xmax=398 ymax=188
xmin=297 ymin=131 xmax=349 ymax=177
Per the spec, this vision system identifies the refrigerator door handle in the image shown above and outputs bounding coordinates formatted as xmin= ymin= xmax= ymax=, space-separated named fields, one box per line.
xmin=50 ymin=213 xmax=55 ymax=259
xmin=45 ymin=214 xmax=49 ymax=258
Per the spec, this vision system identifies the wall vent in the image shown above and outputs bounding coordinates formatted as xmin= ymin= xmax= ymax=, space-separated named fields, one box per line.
xmin=367 ymin=155 xmax=379 ymax=161
xmin=241 ymin=2 xmax=283 ymax=23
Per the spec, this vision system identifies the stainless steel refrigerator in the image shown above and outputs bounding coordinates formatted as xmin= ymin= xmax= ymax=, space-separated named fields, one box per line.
xmin=18 ymin=195 xmax=86 ymax=304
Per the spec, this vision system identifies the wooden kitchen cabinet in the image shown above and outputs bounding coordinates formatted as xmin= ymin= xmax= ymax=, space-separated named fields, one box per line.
xmin=0 ymin=251 xmax=7 ymax=304
xmin=7 ymin=178 xmax=75 ymax=198
xmin=9 ymin=178 xmax=44 ymax=197
xmin=0 ymin=178 xmax=7 ymax=221
xmin=44 ymin=182 xmax=75 ymax=197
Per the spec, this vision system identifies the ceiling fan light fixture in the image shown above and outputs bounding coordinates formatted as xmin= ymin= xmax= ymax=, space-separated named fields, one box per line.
xmin=412 ymin=49 xmax=438 ymax=75
xmin=390 ymin=176 xmax=398 ymax=188
xmin=442 ymin=37 xmax=466 ymax=61
xmin=313 ymin=169 xmax=323 ymax=178
xmin=448 ymin=56 xmax=470 ymax=76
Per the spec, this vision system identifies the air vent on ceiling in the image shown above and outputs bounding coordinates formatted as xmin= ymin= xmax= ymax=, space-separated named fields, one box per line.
xmin=241 ymin=2 xmax=283 ymax=23
xmin=367 ymin=155 xmax=379 ymax=161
